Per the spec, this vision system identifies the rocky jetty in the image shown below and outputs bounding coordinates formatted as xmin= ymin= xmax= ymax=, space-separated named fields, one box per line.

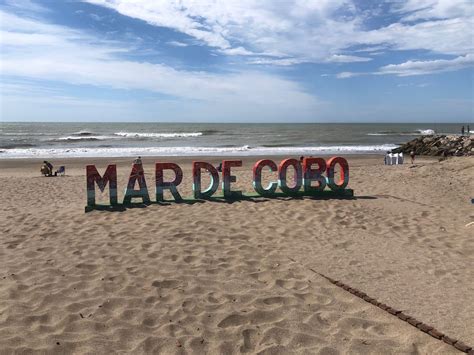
xmin=392 ymin=135 xmax=473 ymax=156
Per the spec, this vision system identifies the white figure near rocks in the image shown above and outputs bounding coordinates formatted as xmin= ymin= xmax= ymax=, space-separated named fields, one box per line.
xmin=385 ymin=152 xmax=404 ymax=165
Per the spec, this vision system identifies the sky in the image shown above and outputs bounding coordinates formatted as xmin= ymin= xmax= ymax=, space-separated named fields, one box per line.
xmin=0 ymin=0 xmax=473 ymax=123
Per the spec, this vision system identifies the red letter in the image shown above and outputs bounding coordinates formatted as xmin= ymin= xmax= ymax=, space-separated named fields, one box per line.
xmin=123 ymin=164 xmax=151 ymax=204
xmin=193 ymin=162 xmax=219 ymax=199
xmin=278 ymin=158 xmax=302 ymax=195
xmin=155 ymin=162 xmax=183 ymax=201
xmin=253 ymin=159 xmax=277 ymax=196
xmin=326 ymin=157 xmax=349 ymax=191
xmin=222 ymin=160 xmax=242 ymax=199
xmin=86 ymin=164 xmax=117 ymax=206
xmin=303 ymin=157 xmax=327 ymax=193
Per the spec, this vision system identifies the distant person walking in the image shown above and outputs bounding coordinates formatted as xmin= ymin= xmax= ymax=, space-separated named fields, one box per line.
xmin=461 ymin=126 xmax=465 ymax=136
xmin=410 ymin=150 xmax=415 ymax=165
xmin=468 ymin=125 xmax=471 ymax=136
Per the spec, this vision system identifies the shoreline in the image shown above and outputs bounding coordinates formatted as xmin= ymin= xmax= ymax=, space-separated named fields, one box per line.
xmin=0 ymin=153 xmax=384 ymax=170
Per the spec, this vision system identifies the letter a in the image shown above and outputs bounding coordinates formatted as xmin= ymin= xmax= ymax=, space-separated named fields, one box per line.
xmin=123 ymin=164 xmax=151 ymax=204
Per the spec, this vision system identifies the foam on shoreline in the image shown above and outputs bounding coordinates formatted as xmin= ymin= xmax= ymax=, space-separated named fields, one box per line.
xmin=0 ymin=144 xmax=398 ymax=159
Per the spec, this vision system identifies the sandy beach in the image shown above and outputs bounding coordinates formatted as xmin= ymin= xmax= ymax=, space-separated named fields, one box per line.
xmin=0 ymin=154 xmax=473 ymax=354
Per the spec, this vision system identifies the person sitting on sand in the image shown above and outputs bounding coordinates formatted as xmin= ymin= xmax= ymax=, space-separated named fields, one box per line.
xmin=41 ymin=161 xmax=54 ymax=176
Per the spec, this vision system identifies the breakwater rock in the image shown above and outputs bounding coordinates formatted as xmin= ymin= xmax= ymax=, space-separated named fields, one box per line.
xmin=392 ymin=135 xmax=473 ymax=156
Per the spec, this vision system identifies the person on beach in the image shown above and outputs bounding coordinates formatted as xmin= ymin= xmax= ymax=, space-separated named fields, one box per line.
xmin=461 ymin=126 xmax=465 ymax=136
xmin=133 ymin=156 xmax=143 ymax=172
xmin=41 ymin=160 xmax=54 ymax=176
xmin=410 ymin=150 xmax=415 ymax=164
xmin=468 ymin=125 xmax=470 ymax=136
xmin=133 ymin=156 xmax=143 ymax=165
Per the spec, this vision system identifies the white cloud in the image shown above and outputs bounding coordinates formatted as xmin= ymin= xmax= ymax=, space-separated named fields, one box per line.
xmin=378 ymin=54 xmax=474 ymax=76
xmin=3 ymin=0 xmax=49 ymax=13
xmin=219 ymin=46 xmax=255 ymax=56
xmin=247 ymin=58 xmax=306 ymax=66
xmin=336 ymin=71 xmax=362 ymax=79
xmin=337 ymin=54 xmax=474 ymax=78
xmin=363 ymin=18 xmax=474 ymax=56
xmin=392 ymin=0 xmax=472 ymax=22
xmin=83 ymin=0 xmax=473 ymax=66
xmin=0 ymin=10 xmax=320 ymax=119
xmin=396 ymin=83 xmax=430 ymax=88
xmin=166 ymin=41 xmax=189 ymax=47
xmin=326 ymin=54 xmax=372 ymax=63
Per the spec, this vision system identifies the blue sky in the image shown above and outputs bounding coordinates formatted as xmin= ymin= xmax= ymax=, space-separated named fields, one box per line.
xmin=0 ymin=0 xmax=473 ymax=122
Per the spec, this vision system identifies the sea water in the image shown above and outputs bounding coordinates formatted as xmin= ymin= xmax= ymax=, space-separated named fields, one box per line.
xmin=0 ymin=122 xmax=469 ymax=158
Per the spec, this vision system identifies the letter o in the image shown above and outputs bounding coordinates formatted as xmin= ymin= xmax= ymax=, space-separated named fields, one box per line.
xmin=278 ymin=158 xmax=302 ymax=195
xmin=326 ymin=157 xmax=349 ymax=191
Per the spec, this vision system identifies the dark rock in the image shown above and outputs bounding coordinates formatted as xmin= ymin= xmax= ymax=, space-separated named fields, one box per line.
xmin=453 ymin=341 xmax=471 ymax=352
xmin=392 ymin=135 xmax=473 ymax=157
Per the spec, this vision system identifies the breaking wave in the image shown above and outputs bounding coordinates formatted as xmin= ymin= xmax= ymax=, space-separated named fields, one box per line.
xmin=53 ymin=131 xmax=205 ymax=141
xmin=0 ymin=144 xmax=398 ymax=158
xmin=367 ymin=129 xmax=435 ymax=136
xmin=56 ymin=135 xmax=116 ymax=142
xmin=114 ymin=131 xmax=203 ymax=138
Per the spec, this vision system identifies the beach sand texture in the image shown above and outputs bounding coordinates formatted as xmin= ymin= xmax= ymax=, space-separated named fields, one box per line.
xmin=0 ymin=155 xmax=473 ymax=354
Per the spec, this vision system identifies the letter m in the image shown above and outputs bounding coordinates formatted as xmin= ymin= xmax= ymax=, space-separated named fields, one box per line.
xmin=86 ymin=165 xmax=118 ymax=206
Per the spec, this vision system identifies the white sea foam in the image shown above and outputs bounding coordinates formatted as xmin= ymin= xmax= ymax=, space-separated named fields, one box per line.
xmin=57 ymin=135 xmax=117 ymax=141
xmin=367 ymin=129 xmax=435 ymax=136
xmin=417 ymin=129 xmax=435 ymax=135
xmin=114 ymin=131 xmax=203 ymax=138
xmin=0 ymin=144 xmax=398 ymax=159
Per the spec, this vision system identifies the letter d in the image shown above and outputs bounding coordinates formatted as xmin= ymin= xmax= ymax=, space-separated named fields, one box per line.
xmin=193 ymin=162 xmax=219 ymax=199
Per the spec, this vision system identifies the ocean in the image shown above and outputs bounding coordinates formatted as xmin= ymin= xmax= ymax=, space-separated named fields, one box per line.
xmin=0 ymin=122 xmax=469 ymax=159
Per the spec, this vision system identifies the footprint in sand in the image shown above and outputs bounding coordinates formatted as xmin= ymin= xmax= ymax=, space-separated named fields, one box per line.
xmin=240 ymin=328 xmax=258 ymax=352
xmin=151 ymin=279 xmax=184 ymax=289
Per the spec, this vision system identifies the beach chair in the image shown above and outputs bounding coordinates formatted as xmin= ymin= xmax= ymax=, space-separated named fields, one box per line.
xmin=56 ymin=166 xmax=66 ymax=176
xmin=391 ymin=153 xmax=397 ymax=165
xmin=394 ymin=153 xmax=400 ymax=165
xmin=398 ymin=152 xmax=404 ymax=165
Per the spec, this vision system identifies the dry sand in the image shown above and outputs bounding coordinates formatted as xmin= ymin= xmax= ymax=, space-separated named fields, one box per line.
xmin=0 ymin=155 xmax=473 ymax=354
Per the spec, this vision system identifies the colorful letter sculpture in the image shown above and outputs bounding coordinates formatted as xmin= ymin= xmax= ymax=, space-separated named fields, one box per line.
xmin=193 ymin=162 xmax=219 ymax=199
xmin=155 ymin=162 xmax=183 ymax=201
xmin=222 ymin=160 xmax=242 ymax=199
xmin=303 ymin=157 xmax=326 ymax=192
xmin=86 ymin=164 xmax=117 ymax=206
xmin=278 ymin=158 xmax=302 ymax=195
xmin=253 ymin=159 xmax=278 ymax=196
xmin=326 ymin=157 xmax=349 ymax=191
xmin=123 ymin=164 xmax=151 ymax=204
xmin=85 ymin=156 xmax=353 ymax=211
